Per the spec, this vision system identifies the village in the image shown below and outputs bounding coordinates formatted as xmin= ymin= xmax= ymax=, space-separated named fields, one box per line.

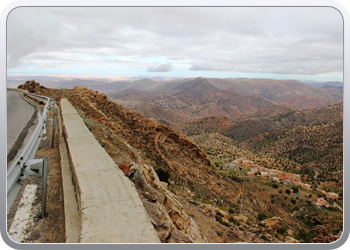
xmin=221 ymin=157 xmax=340 ymax=209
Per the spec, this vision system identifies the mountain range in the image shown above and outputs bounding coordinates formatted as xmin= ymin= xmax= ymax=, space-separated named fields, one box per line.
xmin=107 ymin=77 xmax=342 ymax=125
xmin=23 ymin=80 xmax=343 ymax=243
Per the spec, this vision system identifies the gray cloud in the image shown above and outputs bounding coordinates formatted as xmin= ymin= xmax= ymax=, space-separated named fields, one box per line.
xmin=7 ymin=7 xmax=343 ymax=76
xmin=147 ymin=63 xmax=173 ymax=72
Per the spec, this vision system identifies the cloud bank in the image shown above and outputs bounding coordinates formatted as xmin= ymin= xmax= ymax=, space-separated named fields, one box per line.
xmin=147 ymin=63 xmax=173 ymax=72
xmin=7 ymin=7 xmax=343 ymax=78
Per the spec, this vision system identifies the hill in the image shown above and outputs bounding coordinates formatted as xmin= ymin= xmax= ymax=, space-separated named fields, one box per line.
xmin=33 ymin=85 xmax=333 ymax=243
xmin=108 ymin=77 xmax=342 ymax=126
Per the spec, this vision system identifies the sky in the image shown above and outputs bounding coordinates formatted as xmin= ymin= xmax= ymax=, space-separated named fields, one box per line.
xmin=6 ymin=6 xmax=344 ymax=82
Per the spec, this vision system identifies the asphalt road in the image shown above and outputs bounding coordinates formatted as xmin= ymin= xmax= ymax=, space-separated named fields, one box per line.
xmin=7 ymin=91 xmax=35 ymax=156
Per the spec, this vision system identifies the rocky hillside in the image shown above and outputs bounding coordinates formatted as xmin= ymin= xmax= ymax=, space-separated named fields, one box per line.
xmin=108 ymin=77 xmax=342 ymax=126
xmin=223 ymin=102 xmax=343 ymax=142
xmin=238 ymin=122 xmax=343 ymax=185
xmin=173 ymin=116 xmax=236 ymax=136
xmin=32 ymin=85 xmax=335 ymax=243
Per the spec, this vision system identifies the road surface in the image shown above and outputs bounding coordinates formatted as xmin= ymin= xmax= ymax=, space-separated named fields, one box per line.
xmin=7 ymin=91 xmax=36 ymax=156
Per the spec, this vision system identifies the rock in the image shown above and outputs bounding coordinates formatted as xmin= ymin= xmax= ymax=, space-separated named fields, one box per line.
xmin=315 ymin=225 xmax=327 ymax=236
xmin=169 ymin=229 xmax=193 ymax=243
xmin=285 ymin=236 xmax=299 ymax=243
xmin=233 ymin=215 xmax=248 ymax=224
xmin=160 ymin=182 xmax=168 ymax=189
xmin=185 ymin=217 xmax=205 ymax=243
xmin=287 ymin=229 xmax=294 ymax=236
xmin=140 ymin=200 xmax=172 ymax=243
xmin=216 ymin=209 xmax=231 ymax=220
xmin=118 ymin=164 xmax=130 ymax=175
xmin=260 ymin=217 xmax=282 ymax=230
xmin=18 ymin=80 xmax=43 ymax=93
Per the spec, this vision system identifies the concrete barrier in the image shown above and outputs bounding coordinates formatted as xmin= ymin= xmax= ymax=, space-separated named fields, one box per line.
xmin=60 ymin=99 xmax=160 ymax=243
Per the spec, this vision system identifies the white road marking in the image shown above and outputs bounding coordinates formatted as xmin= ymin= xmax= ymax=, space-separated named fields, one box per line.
xmin=8 ymin=184 xmax=38 ymax=243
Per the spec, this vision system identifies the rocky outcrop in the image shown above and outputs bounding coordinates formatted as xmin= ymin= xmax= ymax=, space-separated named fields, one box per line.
xmin=260 ymin=217 xmax=282 ymax=230
xmin=119 ymin=162 xmax=206 ymax=243
xmin=18 ymin=80 xmax=44 ymax=93
xmin=310 ymin=225 xmax=341 ymax=243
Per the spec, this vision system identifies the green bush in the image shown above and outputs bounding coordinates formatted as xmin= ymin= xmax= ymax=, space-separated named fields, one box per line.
xmin=258 ymin=212 xmax=268 ymax=221
xmin=277 ymin=226 xmax=288 ymax=235
xmin=229 ymin=216 xmax=241 ymax=226
xmin=228 ymin=208 xmax=235 ymax=214
xmin=39 ymin=101 xmax=44 ymax=105
xmin=216 ymin=215 xmax=231 ymax=227
xmin=291 ymin=199 xmax=297 ymax=204
xmin=292 ymin=186 xmax=299 ymax=193
xmin=295 ymin=229 xmax=316 ymax=243
xmin=285 ymin=189 xmax=291 ymax=195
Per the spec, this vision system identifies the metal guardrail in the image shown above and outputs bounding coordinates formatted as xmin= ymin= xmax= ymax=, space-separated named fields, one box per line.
xmin=7 ymin=90 xmax=56 ymax=216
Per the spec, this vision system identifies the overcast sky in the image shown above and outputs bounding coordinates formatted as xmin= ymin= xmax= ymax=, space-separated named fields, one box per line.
xmin=7 ymin=7 xmax=343 ymax=81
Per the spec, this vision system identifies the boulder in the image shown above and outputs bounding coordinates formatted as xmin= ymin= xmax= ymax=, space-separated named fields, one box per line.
xmin=216 ymin=209 xmax=231 ymax=220
xmin=18 ymin=80 xmax=43 ymax=93
xmin=168 ymin=229 xmax=193 ymax=243
xmin=233 ymin=215 xmax=248 ymax=224
xmin=260 ymin=217 xmax=282 ymax=230
xmin=285 ymin=236 xmax=299 ymax=243
xmin=118 ymin=164 xmax=130 ymax=175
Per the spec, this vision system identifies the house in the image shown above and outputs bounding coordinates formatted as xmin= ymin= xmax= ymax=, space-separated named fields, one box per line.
xmin=247 ymin=172 xmax=256 ymax=176
xmin=225 ymin=163 xmax=236 ymax=169
xmin=283 ymin=179 xmax=293 ymax=185
xmin=292 ymin=180 xmax=301 ymax=186
xmin=242 ymin=160 xmax=252 ymax=165
xmin=260 ymin=172 xmax=268 ymax=177
xmin=315 ymin=197 xmax=327 ymax=207
xmin=301 ymin=183 xmax=312 ymax=190
xmin=326 ymin=192 xmax=339 ymax=199
xmin=272 ymin=177 xmax=280 ymax=182
xmin=250 ymin=167 xmax=259 ymax=172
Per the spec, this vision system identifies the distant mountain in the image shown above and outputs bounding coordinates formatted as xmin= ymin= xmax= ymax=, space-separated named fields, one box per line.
xmin=302 ymin=81 xmax=343 ymax=87
xmin=109 ymin=77 xmax=342 ymax=126
xmin=111 ymin=78 xmax=278 ymax=124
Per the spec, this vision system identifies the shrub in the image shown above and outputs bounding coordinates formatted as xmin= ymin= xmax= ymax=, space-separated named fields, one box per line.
xmin=292 ymin=186 xmax=299 ymax=193
xmin=258 ymin=212 xmax=268 ymax=221
xmin=285 ymin=189 xmax=291 ymax=195
xmin=279 ymin=190 xmax=282 ymax=194
xmin=295 ymin=229 xmax=316 ymax=243
xmin=291 ymin=199 xmax=297 ymax=204
xmin=229 ymin=216 xmax=241 ymax=226
xmin=228 ymin=208 xmax=235 ymax=214
xmin=272 ymin=183 xmax=278 ymax=189
xmin=277 ymin=226 xmax=288 ymax=235
xmin=39 ymin=101 xmax=44 ymax=105
xmin=216 ymin=215 xmax=231 ymax=227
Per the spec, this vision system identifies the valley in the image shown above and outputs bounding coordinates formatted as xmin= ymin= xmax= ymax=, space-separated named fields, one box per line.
xmin=22 ymin=78 xmax=343 ymax=243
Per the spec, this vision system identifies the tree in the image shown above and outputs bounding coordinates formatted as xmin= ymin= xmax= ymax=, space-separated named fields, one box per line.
xmin=292 ymin=186 xmax=299 ymax=193
xmin=258 ymin=212 xmax=268 ymax=221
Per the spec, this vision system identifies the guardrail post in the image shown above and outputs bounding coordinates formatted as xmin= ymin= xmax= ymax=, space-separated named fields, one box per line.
xmin=41 ymin=156 xmax=49 ymax=217
xmin=51 ymin=99 xmax=56 ymax=148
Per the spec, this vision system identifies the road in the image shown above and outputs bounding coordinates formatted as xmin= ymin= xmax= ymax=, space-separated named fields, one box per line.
xmin=7 ymin=91 xmax=36 ymax=157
